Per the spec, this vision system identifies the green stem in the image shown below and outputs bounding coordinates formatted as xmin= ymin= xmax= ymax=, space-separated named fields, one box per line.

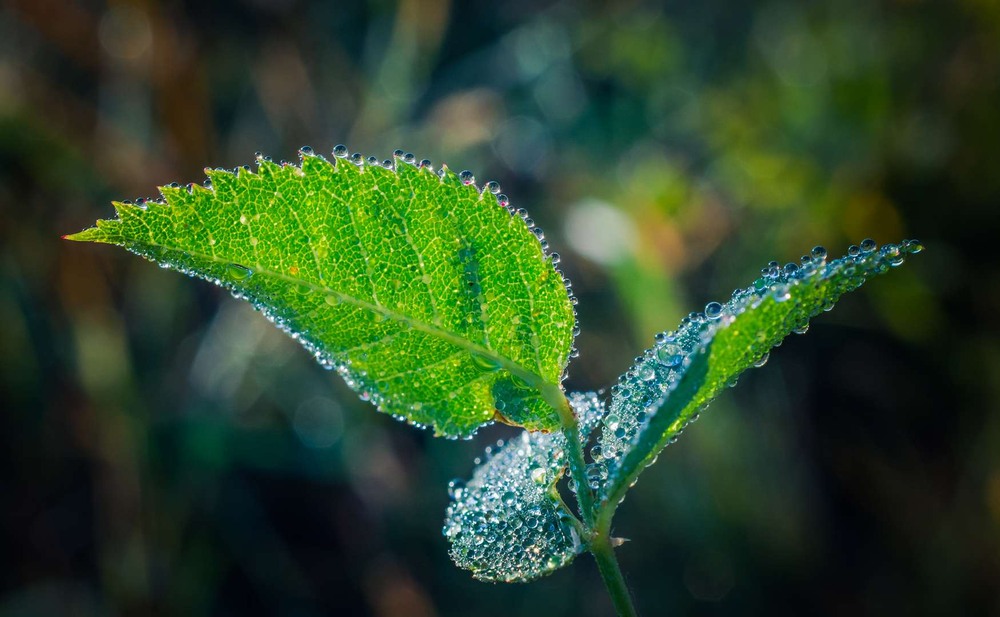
xmin=590 ymin=532 xmax=638 ymax=617
xmin=542 ymin=384 xmax=597 ymax=529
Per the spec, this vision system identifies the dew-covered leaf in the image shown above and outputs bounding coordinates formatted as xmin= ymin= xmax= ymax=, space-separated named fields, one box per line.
xmin=597 ymin=240 xmax=923 ymax=502
xmin=444 ymin=392 xmax=604 ymax=582
xmin=65 ymin=151 xmax=576 ymax=437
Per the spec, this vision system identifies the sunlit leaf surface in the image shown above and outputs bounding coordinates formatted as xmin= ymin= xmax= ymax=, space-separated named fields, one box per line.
xmin=597 ymin=240 xmax=923 ymax=500
xmin=66 ymin=151 xmax=576 ymax=437
xmin=444 ymin=392 xmax=604 ymax=582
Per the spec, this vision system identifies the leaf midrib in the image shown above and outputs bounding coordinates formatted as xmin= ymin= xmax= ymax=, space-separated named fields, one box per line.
xmin=140 ymin=238 xmax=552 ymax=390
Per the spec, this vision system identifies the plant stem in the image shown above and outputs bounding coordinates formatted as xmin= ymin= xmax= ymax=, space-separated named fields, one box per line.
xmin=590 ymin=531 xmax=638 ymax=617
xmin=542 ymin=384 xmax=597 ymax=528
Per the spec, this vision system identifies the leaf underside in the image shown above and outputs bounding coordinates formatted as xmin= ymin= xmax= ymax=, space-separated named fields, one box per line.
xmin=66 ymin=151 xmax=576 ymax=437
xmin=444 ymin=392 xmax=604 ymax=582
xmin=596 ymin=240 xmax=922 ymax=500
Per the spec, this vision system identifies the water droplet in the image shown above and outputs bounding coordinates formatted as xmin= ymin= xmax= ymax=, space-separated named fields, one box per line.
xmin=530 ymin=467 xmax=546 ymax=485
xmin=811 ymin=246 xmax=828 ymax=261
xmin=860 ymin=238 xmax=877 ymax=253
xmin=772 ymin=284 xmax=791 ymax=302
xmin=704 ymin=301 xmax=723 ymax=320
xmin=472 ymin=353 xmax=501 ymax=372
xmin=656 ymin=346 xmax=683 ymax=367
xmin=299 ymin=145 xmax=313 ymax=155
xmin=226 ymin=263 xmax=252 ymax=280
xmin=753 ymin=352 xmax=770 ymax=368
xmin=333 ymin=144 xmax=349 ymax=158
xmin=459 ymin=170 xmax=476 ymax=185
xmin=881 ymin=243 xmax=904 ymax=266
xmin=486 ymin=180 xmax=501 ymax=194
xmin=324 ymin=294 xmax=341 ymax=306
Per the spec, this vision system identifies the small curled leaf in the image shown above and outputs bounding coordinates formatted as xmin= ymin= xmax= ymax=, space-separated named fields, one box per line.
xmin=597 ymin=240 xmax=922 ymax=503
xmin=444 ymin=392 xmax=604 ymax=582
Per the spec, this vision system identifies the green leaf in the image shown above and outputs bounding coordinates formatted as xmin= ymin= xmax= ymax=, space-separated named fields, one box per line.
xmin=444 ymin=392 xmax=604 ymax=582
xmin=596 ymin=240 xmax=923 ymax=504
xmin=65 ymin=151 xmax=576 ymax=437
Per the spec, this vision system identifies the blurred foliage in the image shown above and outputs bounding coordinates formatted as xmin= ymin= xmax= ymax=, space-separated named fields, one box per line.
xmin=1 ymin=0 xmax=998 ymax=615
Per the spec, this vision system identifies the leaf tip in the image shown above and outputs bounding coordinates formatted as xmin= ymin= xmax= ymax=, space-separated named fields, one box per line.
xmin=62 ymin=228 xmax=98 ymax=242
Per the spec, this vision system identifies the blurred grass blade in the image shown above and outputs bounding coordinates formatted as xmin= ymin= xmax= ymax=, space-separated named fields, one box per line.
xmin=598 ymin=240 xmax=923 ymax=505
xmin=65 ymin=151 xmax=576 ymax=437
xmin=444 ymin=392 xmax=604 ymax=582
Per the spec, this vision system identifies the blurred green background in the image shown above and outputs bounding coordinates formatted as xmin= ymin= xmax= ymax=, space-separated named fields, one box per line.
xmin=2 ymin=0 xmax=999 ymax=615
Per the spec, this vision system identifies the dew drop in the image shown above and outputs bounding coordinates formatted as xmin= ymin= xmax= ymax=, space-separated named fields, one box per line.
xmin=860 ymin=238 xmax=877 ymax=253
xmin=459 ymin=170 xmax=476 ymax=185
xmin=472 ymin=353 xmax=501 ymax=372
xmin=530 ymin=467 xmax=546 ymax=485
xmin=772 ymin=284 xmax=791 ymax=302
xmin=333 ymin=144 xmax=349 ymax=158
xmin=753 ymin=352 xmax=770 ymax=368
xmin=324 ymin=294 xmax=341 ymax=306
xmin=704 ymin=301 xmax=723 ymax=320
xmin=226 ymin=263 xmax=253 ymax=280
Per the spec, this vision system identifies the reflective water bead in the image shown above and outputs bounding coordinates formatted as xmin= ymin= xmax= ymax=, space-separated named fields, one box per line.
xmin=227 ymin=263 xmax=253 ymax=280
xmin=704 ymin=301 xmax=723 ymax=320
xmin=485 ymin=180 xmax=501 ymax=194
xmin=772 ymin=284 xmax=791 ymax=302
xmin=860 ymin=238 xmax=877 ymax=253
xmin=881 ymin=243 xmax=904 ymax=266
xmin=333 ymin=144 xmax=349 ymax=158
xmin=459 ymin=170 xmax=476 ymax=185
xmin=811 ymin=245 xmax=828 ymax=261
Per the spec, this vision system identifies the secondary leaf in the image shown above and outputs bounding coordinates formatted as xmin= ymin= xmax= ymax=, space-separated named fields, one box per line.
xmin=444 ymin=392 xmax=604 ymax=582
xmin=66 ymin=150 xmax=576 ymax=437
xmin=596 ymin=240 xmax=923 ymax=503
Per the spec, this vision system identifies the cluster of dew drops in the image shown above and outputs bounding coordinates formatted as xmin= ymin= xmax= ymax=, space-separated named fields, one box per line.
xmin=587 ymin=238 xmax=923 ymax=501
xmin=443 ymin=392 xmax=604 ymax=582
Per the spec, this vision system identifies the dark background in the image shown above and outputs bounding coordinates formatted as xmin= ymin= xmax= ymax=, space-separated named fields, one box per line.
xmin=2 ymin=0 xmax=998 ymax=615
